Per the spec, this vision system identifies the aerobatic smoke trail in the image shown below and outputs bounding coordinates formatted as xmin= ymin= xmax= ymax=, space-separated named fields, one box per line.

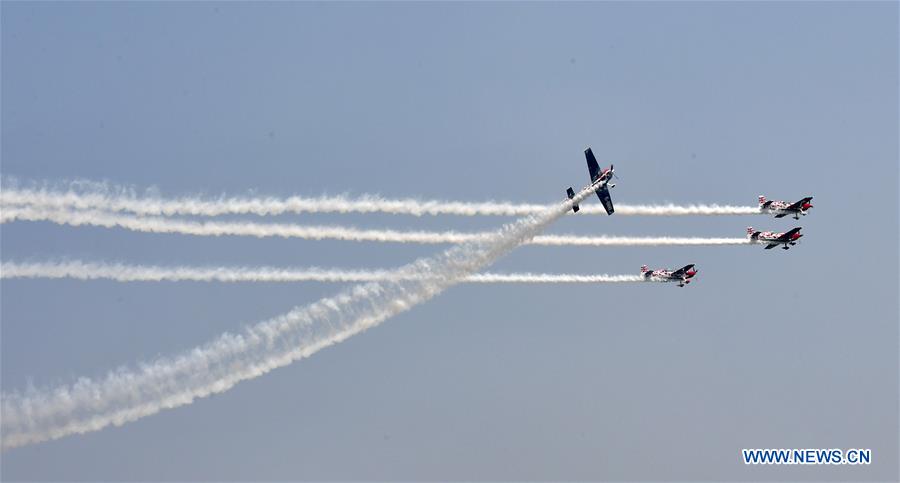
xmin=0 ymin=206 xmax=751 ymax=247
xmin=532 ymin=235 xmax=750 ymax=247
xmin=0 ymin=184 xmax=597 ymax=450
xmin=0 ymin=206 xmax=486 ymax=243
xmin=0 ymin=260 xmax=646 ymax=284
xmin=1 ymin=185 xmax=762 ymax=217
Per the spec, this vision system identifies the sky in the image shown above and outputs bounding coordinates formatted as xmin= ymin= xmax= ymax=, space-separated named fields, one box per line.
xmin=1 ymin=2 xmax=898 ymax=481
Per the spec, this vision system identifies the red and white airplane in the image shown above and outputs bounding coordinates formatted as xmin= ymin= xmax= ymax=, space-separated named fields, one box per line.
xmin=640 ymin=264 xmax=698 ymax=287
xmin=747 ymin=226 xmax=803 ymax=250
xmin=759 ymin=195 xmax=813 ymax=220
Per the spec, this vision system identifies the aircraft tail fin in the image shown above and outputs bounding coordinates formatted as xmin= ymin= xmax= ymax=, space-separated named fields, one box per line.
xmin=567 ymin=187 xmax=579 ymax=213
xmin=747 ymin=226 xmax=760 ymax=239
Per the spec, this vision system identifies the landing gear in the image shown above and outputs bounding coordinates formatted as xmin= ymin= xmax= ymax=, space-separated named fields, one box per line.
xmin=782 ymin=245 xmax=790 ymax=250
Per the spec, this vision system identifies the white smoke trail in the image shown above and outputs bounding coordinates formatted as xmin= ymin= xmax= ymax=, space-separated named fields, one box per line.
xmin=467 ymin=273 xmax=644 ymax=283
xmin=0 ymin=206 xmax=751 ymax=247
xmin=532 ymin=235 xmax=750 ymax=247
xmin=0 ymin=184 xmax=597 ymax=450
xmin=615 ymin=204 xmax=760 ymax=216
xmin=0 ymin=260 xmax=646 ymax=284
xmin=0 ymin=184 xmax=762 ymax=217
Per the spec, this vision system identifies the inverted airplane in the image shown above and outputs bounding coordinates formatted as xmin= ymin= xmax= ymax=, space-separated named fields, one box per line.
xmin=567 ymin=147 xmax=615 ymax=215
xmin=640 ymin=264 xmax=698 ymax=287
xmin=759 ymin=195 xmax=813 ymax=220
xmin=747 ymin=226 xmax=803 ymax=250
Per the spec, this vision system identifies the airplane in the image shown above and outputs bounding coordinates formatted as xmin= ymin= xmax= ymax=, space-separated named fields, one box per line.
xmin=640 ymin=264 xmax=698 ymax=287
xmin=747 ymin=226 xmax=803 ymax=250
xmin=566 ymin=147 xmax=615 ymax=215
xmin=759 ymin=195 xmax=813 ymax=220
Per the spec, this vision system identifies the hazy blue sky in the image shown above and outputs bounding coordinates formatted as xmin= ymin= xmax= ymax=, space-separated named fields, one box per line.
xmin=1 ymin=2 xmax=897 ymax=481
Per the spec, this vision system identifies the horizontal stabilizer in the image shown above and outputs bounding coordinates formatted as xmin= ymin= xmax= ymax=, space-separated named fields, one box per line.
xmin=566 ymin=187 xmax=580 ymax=213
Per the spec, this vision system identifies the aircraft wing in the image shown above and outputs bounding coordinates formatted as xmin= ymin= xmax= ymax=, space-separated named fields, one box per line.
xmin=764 ymin=243 xmax=778 ymax=249
xmin=776 ymin=227 xmax=802 ymax=242
xmin=595 ymin=185 xmax=614 ymax=215
xmin=671 ymin=264 xmax=695 ymax=278
xmin=774 ymin=213 xmax=788 ymax=218
xmin=584 ymin=148 xmax=601 ymax=180
xmin=785 ymin=196 xmax=813 ymax=211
